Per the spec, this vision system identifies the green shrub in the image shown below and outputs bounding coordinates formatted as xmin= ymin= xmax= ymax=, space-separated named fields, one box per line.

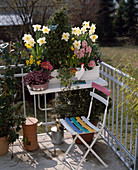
xmin=45 ymin=7 xmax=72 ymax=69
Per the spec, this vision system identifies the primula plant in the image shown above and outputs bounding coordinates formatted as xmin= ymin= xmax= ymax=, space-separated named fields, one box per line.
xmin=23 ymin=60 xmax=53 ymax=86
xmin=61 ymin=21 xmax=103 ymax=69
xmin=22 ymin=24 xmax=52 ymax=71
xmin=23 ymin=69 xmax=53 ymax=86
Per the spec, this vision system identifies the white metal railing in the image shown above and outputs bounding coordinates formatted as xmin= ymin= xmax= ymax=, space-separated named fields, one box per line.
xmin=100 ymin=62 xmax=138 ymax=170
xmin=0 ymin=62 xmax=137 ymax=170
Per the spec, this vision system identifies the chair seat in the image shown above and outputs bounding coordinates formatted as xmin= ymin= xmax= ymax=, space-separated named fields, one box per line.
xmin=60 ymin=116 xmax=100 ymax=135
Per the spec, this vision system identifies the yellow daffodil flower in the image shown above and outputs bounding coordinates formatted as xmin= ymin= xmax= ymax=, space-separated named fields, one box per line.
xmin=71 ymin=46 xmax=74 ymax=51
xmin=30 ymin=55 xmax=33 ymax=58
xmin=37 ymin=60 xmax=41 ymax=66
xmin=26 ymin=60 xmax=29 ymax=66
xmin=72 ymin=56 xmax=74 ymax=59
xmin=71 ymin=37 xmax=74 ymax=41
xmin=67 ymin=55 xmax=69 ymax=58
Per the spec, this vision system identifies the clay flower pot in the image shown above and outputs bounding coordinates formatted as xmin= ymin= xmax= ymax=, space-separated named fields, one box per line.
xmin=0 ymin=136 xmax=9 ymax=156
xmin=30 ymin=81 xmax=49 ymax=91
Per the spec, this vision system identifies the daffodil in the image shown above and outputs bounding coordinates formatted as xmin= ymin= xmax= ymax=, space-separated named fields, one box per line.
xmin=73 ymin=40 xmax=81 ymax=50
xmin=30 ymin=58 xmax=35 ymax=64
xmin=82 ymin=21 xmax=90 ymax=28
xmin=89 ymin=29 xmax=95 ymax=35
xmin=76 ymin=27 xmax=81 ymax=36
xmin=25 ymin=43 xmax=32 ymax=49
xmin=67 ymin=55 xmax=69 ymax=58
xmin=28 ymin=38 xmax=35 ymax=47
xmin=30 ymin=55 xmax=33 ymax=58
xmin=61 ymin=32 xmax=70 ymax=42
xmin=32 ymin=24 xmax=41 ymax=32
xmin=72 ymin=27 xmax=78 ymax=35
xmin=37 ymin=60 xmax=41 ymax=66
xmin=81 ymin=26 xmax=87 ymax=34
xmin=42 ymin=26 xmax=50 ymax=34
xmin=90 ymin=34 xmax=98 ymax=42
xmin=71 ymin=46 xmax=74 ymax=51
xmin=37 ymin=37 xmax=46 ymax=46
xmin=26 ymin=60 xmax=29 ymax=66
xmin=22 ymin=34 xmax=32 ymax=43
xmin=71 ymin=37 xmax=74 ymax=41
xmin=90 ymin=24 xmax=96 ymax=32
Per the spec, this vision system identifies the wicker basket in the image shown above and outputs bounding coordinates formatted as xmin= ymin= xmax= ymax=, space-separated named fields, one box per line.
xmin=22 ymin=117 xmax=38 ymax=151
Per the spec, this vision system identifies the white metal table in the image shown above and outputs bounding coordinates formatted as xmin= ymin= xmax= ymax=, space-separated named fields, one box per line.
xmin=27 ymin=78 xmax=108 ymax=129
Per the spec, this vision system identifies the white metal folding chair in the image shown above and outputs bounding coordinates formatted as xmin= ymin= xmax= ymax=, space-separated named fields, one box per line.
xmin=60 ymin=82 xmax=111 ymax=169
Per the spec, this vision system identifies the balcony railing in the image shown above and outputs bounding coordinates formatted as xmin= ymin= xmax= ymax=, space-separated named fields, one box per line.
xmin=0 ymin=62 xmax=137 ymax=170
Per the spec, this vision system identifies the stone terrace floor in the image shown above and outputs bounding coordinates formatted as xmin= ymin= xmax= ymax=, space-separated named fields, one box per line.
xmin=0 ymin=132 xmax=128 ymax=170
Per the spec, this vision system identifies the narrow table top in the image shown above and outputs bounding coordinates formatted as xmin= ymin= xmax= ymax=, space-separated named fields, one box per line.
xmin=27 ymin=78 xmax=108 ymax=95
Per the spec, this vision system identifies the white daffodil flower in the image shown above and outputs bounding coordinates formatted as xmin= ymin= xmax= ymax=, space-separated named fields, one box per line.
xmin=82 ymin=21 xmax=90 ymax=28
xmin=81 ymin=26 xmax=87 ymax=34
xmin=90 ymin=34 xmax=98 ymax=42
xmin=89 ymin=24 xmax=96 ymax=34
xmin=76 ymin=27 xmax=81 ymax=36
xmin=37 ymin=37 xmax=46 ymax=46
xmin=73 ymin=40 xmax=81 ymax=50
xmin=72 ymin=27 xmax=78 ymax=35
xmin=22 ymin=34 xmax=32 ymax=43
xmin=89 ymin=29 xmax=95 ymax=35
xmin=42 ymin=26 xmax=50 ymax=34
xmin=28 ymin=38 xmax=35 ymax=47
xmin=61 ymin=32 xmax=70 ymax=42
xmin=32 ymin=24 xmax=41 ymax=32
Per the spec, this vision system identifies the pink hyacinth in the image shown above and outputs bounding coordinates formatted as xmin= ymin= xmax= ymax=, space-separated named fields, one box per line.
xmin=82 ymin=40 xmax=87 ymax=48
xmin=79 ymin=48 xmax=85 ymax=58
xmin=88 ymin=60 xmax=95 ymax=68
xmin=86 ymin=46 xmax=92 ymax=54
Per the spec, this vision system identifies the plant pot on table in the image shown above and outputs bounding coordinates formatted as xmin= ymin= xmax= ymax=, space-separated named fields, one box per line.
xmin=30 ymin=81 xmax=49 ymax=91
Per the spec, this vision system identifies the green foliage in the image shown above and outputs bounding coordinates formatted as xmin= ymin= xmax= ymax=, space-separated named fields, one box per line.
xmin=45 ymin=7 xmax=72 ymax=69
xmin=96 ymin=0 xmax=115 ymax=42
xmin=123 ymin=0 xmax=137 ymax=36
xmin=53 ymin=88 xmax=112 ymax=122
xmin=118 ymin=57 xmax=138 ymax=130
xmin=0 ymin=43 xmax=25 ymax=144
xmin=56 ymin=67 xmax=75 ymax=90
xmin=114 ymin=0 xmax=137 ymax=37
xmin=113 ymin=0 xmax=126 ymax=36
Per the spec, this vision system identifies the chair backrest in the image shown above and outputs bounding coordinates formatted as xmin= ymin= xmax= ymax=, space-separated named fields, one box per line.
xmin=87 ymin=82 xmax=111 ymax=130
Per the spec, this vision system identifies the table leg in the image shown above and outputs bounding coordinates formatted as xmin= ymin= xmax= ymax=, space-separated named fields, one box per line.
xmin=44 ymin=94 xmax=47 ymax=131
xmin=34 ymin=95 xmax=37 ymax=118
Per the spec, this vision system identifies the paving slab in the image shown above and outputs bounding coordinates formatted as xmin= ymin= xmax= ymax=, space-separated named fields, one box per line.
xmin=0 ymin=132 xmax=128 ymax=170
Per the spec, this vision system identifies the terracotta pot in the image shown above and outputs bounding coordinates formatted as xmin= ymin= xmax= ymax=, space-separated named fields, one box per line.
xmin=0 ymin=136 xmax=9 ymax=156
xmin=30 ymin=81 xmax=49 ymax=91
xmin=22 ymin=117 xmax=39 ymax=151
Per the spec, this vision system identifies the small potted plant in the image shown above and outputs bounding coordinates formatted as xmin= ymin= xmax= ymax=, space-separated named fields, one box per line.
xmin=23 ymin=60 xmax=53 ymax=91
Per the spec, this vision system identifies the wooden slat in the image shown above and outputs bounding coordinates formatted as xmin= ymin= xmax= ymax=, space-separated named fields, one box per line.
xmin=76 ymin=117 xmax=95 ymax=132
xmin=60 ymin=119 xmax=76 ymax=135
xmin=70 ymin=117 xmax=89 ymax=133
xmin=90 ymin=92 xmax=108 ymax=105
xmin=81 ymin=116 xmax=100 ymax=131
xmin=65 ymin=118 xmax=83 ymax=133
